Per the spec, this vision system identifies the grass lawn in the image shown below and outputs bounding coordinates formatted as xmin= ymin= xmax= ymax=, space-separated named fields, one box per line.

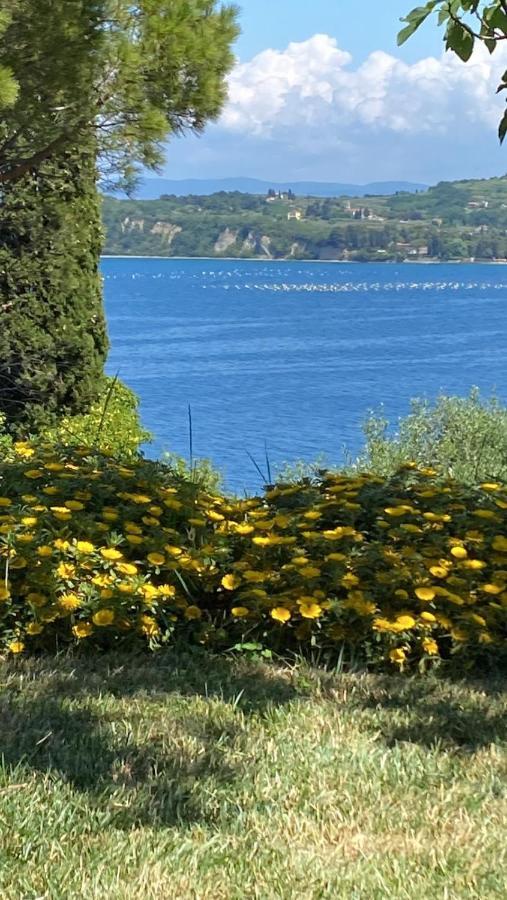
xmin=0 ymin=651 xmax=506 ymax=899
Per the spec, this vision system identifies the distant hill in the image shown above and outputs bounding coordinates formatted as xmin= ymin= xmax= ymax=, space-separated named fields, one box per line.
xmin=118 ymin=177 xmax=429 ymax=200
xmin=102 ymin=174 xmax=507 ymax=262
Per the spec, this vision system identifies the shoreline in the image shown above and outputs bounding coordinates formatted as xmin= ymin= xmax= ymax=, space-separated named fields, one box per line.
xmin=101 ymin=255 xmax=507 ymax=265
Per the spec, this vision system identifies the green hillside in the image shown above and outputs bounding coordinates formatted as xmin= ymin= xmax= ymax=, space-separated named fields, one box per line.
xmin=102 ymin=175 xmax=507 ymax=261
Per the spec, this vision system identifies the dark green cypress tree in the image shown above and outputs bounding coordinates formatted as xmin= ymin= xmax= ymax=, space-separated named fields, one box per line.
xmin=0 ymin=144 xmax=109 ymax=433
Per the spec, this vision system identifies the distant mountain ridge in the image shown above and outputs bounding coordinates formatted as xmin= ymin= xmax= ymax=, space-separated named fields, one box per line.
xmin=123 ymin=177 xmax=429 ymax=199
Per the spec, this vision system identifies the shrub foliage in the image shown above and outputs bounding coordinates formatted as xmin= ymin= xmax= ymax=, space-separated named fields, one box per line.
xmin=0 ymin=147 xmax=108 ymax=432
xmin=0 ymin=441 xmax=506 ymax=671
xmin=355 ymin=390 xmax=507 ymax=485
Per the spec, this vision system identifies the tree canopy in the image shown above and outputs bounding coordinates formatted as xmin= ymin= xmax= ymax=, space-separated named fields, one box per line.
xmin=0 ymin=1 xmax=239 ymax=188
xmin=399 ymin=2 xmax=507 ymax=140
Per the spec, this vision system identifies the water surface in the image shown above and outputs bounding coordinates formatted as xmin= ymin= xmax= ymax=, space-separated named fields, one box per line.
xmin=102 ymin=258 xmax=507 ymax=492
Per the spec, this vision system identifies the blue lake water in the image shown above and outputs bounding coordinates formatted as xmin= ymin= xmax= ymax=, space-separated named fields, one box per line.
xmin=102 ymin=258 xmax=507 ymax=493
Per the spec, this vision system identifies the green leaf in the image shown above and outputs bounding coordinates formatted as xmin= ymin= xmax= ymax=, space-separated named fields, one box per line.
xmin=445 ymin=21 xmax=475 ymax=61
xmin=489 ymin=7 xmax=507 ymax=32
xmin=397 ymin=1 xmax=438 ymax=44
xmin=499 ymin=108 xmax=507 ymax=143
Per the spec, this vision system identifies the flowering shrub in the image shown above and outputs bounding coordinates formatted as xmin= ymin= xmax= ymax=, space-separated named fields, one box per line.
xmin=0 ymin=442 xmax=506 ymax=671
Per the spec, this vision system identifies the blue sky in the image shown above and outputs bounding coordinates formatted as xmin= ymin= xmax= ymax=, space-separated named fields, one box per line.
xmin=234 ymin=0 xmax=440 ymax=64
xmin=160 ymin=0 xmax=507 ymax=185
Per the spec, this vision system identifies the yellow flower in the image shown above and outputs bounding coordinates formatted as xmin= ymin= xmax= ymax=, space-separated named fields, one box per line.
xmin=103 ymin=510 xmax=120 ymax=523
xmin=299 ymin=602 xmax=323 ymax=619
xmin=147 ymin=552 xmax=165 ymax=566
xmin=271 ymin=607 xmax=291 ymax=623
xmin=58 ymin=593 xmax=82 ymax=612
xmin=24 ymin=469 xmax=44 ymax=479
xmin=0 ymin=498 xmax=12 ymax=507
xmin=126 ymin=534 xmax=143 ymax=545
xmin=53 ymin=539 xmax=71 ymax=551
xmin=13 ymin=442 xmax=35 ymax=458
xmin=43 ymin=461 xmax=64 ymax=472
xmin=325 ymin=553 xmax=347 ymax=562
xmin=116 ymin=562 xmax=138 ymax=576
xmin=429 ymin=566 xmax=449 ymax=579
xmin=420 ymin=611 xmax=436 ymax=623
xmin=482 ymin=583 xmax=504 ymax=595
xmin=129 ymin=494 xmax=152 ymax=504
xmin=57 ymin=562 xmax=76 ymax=579
xmin=92 ymin=609 xmax=115 ymax=626
xmin=26 ymin=623 xmax=44 ymax=636
xmin=142 ymin=515 xmax=159 ymax=526
xmin=50 ymin=506 xmax=72 ymax=519
xmin=21 ymin=516 xmax=37 ymax=527
xmin=221 ymin=573 xmax=242 ymax=591
xmin=72 ymin=622 xmax=94 ymax=639
xmin=234 ymin=523 xmax=254 ymax=535
xmin=384 ymin=506 xmax=413 ymax=517
xmin=341 ymin=573 xmax=360 ymax=588
xmin=389 ymin=648 xmax=406 ymax=665
xmin=492 ymin=535 xmax=507 ymax=553
xmin=243 ymin=570 xmax=265 ymax=583
xmin=395 ymin=614 xmax=416 ymax=630
xmin=478 ymin=631 xmax=493 ymax=644
xmin=100 ymin=588 xmax=114 ymax=600
xmin=139 ymin=615 xmax=160 ymax=636
xmin=100 ymin=548 xmax=123 ymax=561
xmin=65 ymin=500 xmax=85 ymax=511
xmin=299 ymin=566 xmax=321 ymax=578
xmin=184 ymin=605 xmax=202 ymax=620
xmin=163 ymin=498 xmax=183 ymax=511
xmin=422 ymin=638 xmax=439 ymax=656
xmin=36 ymin=545 xmax=53 ymax=558
xmin=91 ymin=573 xmax=113 ymax=587
xmin=415 ymin=587 xmax=436 ymax=602
xmin=462 ymin=559 xmax=486 ymax=570
xmin=206 ymin=509 xmax=225 ymax=522
xmin=76 ymin=541 xmax=95 ymax=554
xmin=450 ymin=546 xmax=467 ymax=559
xmin=140 ymin=584 xmax=159 ymax=601
xmin=0 ymin=586 xmax=10 ymax=602
xmin=8 ymin=640 xmax=25 ymax=654
xmin=158 ymin=584 xmax=176 ymax=598
xmin=164 ymin=545 xmax=183 ymax=557
xmin=125 ymin=521 xmax=143 ymax=534
xmin=231 ymin=606 xmax=250 ymax=618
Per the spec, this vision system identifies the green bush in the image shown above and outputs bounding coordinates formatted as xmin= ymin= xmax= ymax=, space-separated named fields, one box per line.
xmin=161 ymin=452 xmax=223 ymax=494
xmin=0 ymin=145 xmax=108 ymax=433
xmin=353 ymin=390 xmax=507 ymax=485
xmin=41 ymin=377 xmax=151 ymax=461
xmin=0 ymin=441 xmax=506 ymax=672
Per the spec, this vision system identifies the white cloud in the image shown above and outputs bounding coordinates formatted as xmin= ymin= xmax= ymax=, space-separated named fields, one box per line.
xmin=221 ymin=34 xmax=507 ymax=139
